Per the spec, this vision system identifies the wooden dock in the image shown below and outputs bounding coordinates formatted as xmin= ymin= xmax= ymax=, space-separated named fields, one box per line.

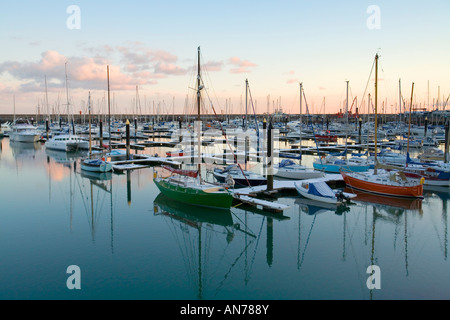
xmin=110 ymin=156 xmax=182 ymax=172
xmin=230 ymin=174 xmax=344 ymax=213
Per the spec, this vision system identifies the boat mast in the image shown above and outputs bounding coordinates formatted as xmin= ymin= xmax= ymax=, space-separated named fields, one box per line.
xmin=374 ymin=54 xmax=379 ymax=175
xmin=406 ymin=83 xmax=415 ymax=161
xmin=88 ymin=91 xmax=92 ymax=157
xmin=65 ymin=62 xmax=71 ymax=136
xmin=197 ymin=47 xmax=202 ymax=177
xmin=345 ymin=80 xmax=349 ymax=159
xmin=107 ymin=65 xmax=112 ymax=153
xmin=245 ymin=79 xmax=248 ymax=131
xmin=299 ymin=82 xmax=303 ymax=164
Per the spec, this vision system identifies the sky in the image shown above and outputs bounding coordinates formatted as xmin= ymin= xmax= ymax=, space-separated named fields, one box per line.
xmin=0 ymin=0 xmax=449 ymax=117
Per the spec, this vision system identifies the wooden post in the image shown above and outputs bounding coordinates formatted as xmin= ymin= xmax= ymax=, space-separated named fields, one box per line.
xmin=126 ymin=119 xmax=130 ymax=160
xmin=359 ymin=117 xmax=362 ymax=145
xmin=46 ymin=119 xmax=49 ymax=140
xmin=267 ymin=121 xmax=274 ymax=191
xmin=99 ymin=120 xmax=103 ymax=148
xmin=445 ymin=121 xmax=449 ymax=163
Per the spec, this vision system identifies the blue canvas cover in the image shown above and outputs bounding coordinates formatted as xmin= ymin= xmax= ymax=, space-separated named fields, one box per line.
xmin=307 ymin=182 xmax=336 ymax=199
xmin=279 ymin=159 xmax=295 ymax=167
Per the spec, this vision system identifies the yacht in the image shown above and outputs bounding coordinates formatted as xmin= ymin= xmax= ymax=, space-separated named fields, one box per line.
xmin=9 ymin=119 xmax=41 ymax=143
xmin=45 ymin=134 xmax=89 ymax=152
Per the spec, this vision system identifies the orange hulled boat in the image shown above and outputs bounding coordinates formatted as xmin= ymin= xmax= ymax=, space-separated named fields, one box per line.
xmin=340 ymin=169 xmax=424 ymax=199
xmin=340 ymin=54 xmax=423 ymax=200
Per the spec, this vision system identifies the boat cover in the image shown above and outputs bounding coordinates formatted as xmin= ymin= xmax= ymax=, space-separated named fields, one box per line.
xmin=308 ymin=182 xmax=336 ymax=199
xmin=84 ymin=159 xmax=104 ymax=165
xmin=279 ymin=159 xmax=296 ymax=167
xmin=162 ymin=165 xmax=198 ymax=178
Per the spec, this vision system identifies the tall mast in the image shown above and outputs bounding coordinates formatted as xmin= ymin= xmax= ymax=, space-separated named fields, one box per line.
xmin=107 ymin=65 xmax=112 ymax=153
xmin=65 ymin=61 xmax=71 ymax=135
xmin=346 ymin=80 xmax=349 ymax=124
xmin=374 ymin=54 xmax=379 ymax=175
xmin=196 ymin=47 xmax=201 ymax=177
xmin=88 ymin=91 xmax=92 ymax=156
xmin=45 ymin=76 xmax=49 ymax=122
xmin=407 ymin=83 xmax=415 ymax=160
xmin=245 ymin=79 xmax=248 ymax=130
xmin=299 ymin=82 xmax=303 ymax=164
xmin=197 ymin=47 xmax=201 ymax=122
xmin=399 ymin=79 xmax=402 ymax=123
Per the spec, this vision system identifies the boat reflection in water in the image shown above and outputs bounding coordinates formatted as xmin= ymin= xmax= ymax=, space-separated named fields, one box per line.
xmin=153 ymin=193 xmax=235 ymax=236
xmin=345 ymin=188 xmax=423 ymax=212
xmin=153 ymin=193 xmax=256 ymax=299
xmin=295 ymin=197 xmax=350 ymax=216
xmin=80 ymin=170 xmax=113 ymax=182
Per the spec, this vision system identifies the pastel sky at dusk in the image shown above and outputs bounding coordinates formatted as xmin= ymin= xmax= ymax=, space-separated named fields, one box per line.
xmin=0 ymin=0 xmax=449 ymax=116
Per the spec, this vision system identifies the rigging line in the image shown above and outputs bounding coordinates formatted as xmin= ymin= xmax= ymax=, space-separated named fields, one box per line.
xmin=230 ymin=210 xmax=256 ymax=238
xmin=202 ymin=79 xmax=253 ymax=188
xmin=360 ymin=56 xmax=377 ymax=116
xmin=247 ymin=85 xmax=260 ymax=135
xmin=302 ymin=88 xmax=324 ymax=167
xmin=247 ymin=216 xmax=266 ymax=278
xmin=298 ymin=214 xmax=317 ymax=270
xmin=213 ymin=234 xmax=257 ymax=298
xmin=74 ymin=171 xmax=93 ymax=228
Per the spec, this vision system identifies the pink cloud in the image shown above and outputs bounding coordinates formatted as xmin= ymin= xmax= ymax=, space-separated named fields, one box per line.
xmin=287 ymin=78 xmax=299 ymax=84
xmin=0 ymin=50 xmax=154 ymax=92
xmin=228 ymin=57 xmax=257 ymax=74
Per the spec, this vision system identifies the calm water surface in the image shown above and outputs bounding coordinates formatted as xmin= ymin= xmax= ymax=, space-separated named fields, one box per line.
xmin=0 ymin=137 xmax=449 ymax=300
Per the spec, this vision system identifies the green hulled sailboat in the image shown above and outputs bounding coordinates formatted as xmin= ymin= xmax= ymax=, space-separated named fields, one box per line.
xmin=153 ymin=47 xmax=233 ymax=210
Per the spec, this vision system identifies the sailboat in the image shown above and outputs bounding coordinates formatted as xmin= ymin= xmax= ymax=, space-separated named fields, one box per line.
xmin=275 ymin=83 xmax=325 ymax=180
xmin=81 ymin=92 xmax=113 ymax=173
xmin=45 ymin=63 xmax=89 ymax=152
xmin=313 ymin=81 xmax=371 ymax=174
xmin=340 ymin=54 xmax=424 ymax=199
xmin=153 ymin=47 xmax=233 ymax=210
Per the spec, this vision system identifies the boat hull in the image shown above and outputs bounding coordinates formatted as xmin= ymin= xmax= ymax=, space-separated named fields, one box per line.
xmin=81 ymin=160 xmax=113 ymax=173
xmin=213 ymin=170 xmax=267 ymax=188
xmin=313 ymin=162 xmax=370 ymax=174
xmin=9 ymin=133 xmax=40 ymax=143
xmin=295 ymin=185 xmax=339 ymax=204
xmin=154 ymin=178 xmax=233 ymax=210
xmin=341 ymin=171 xmax=423 ymax=198
xmin=274 ymin=168 xmax=325 ymax=180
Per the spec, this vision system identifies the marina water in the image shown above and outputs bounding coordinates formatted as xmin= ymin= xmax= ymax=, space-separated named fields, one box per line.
xmin=1 ymin=138 xmax=449 ymax=300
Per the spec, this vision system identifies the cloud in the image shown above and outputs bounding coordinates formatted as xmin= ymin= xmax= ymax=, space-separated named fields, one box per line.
xmin=0 ymin=50 xmax=146 ymax=92
xmin=203 ymin=61 xmax=224 ymax=72
xmin=117 ymin=46 xmax=185 ymax=75
xmin=228 ymin=57 xmax=257 ymax=74
xmin=0 ymin=45 xmax=191 ymax=94
xmin=287 ymin=78 xmax=299 ymax=84
xmin=154 ymin=62 xmax=187 ymax=75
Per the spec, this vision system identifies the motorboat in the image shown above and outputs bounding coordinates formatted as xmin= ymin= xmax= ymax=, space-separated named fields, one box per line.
xmin=213 ymin=164 xmax=267 ymax=188
xmin=274 ymin=159 xmax=325 ymax=180
xmin=8 ymin=119 xmax=41 ymax=143
xmin=295 ymin=179 xmax=356 ymax=205
xmin=45 ymin=134 xmax=89 ymax=152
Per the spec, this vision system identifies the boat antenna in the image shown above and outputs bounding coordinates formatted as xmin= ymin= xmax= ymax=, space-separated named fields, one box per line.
xmin=374 ymin=54 xmax=379 ymax=175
